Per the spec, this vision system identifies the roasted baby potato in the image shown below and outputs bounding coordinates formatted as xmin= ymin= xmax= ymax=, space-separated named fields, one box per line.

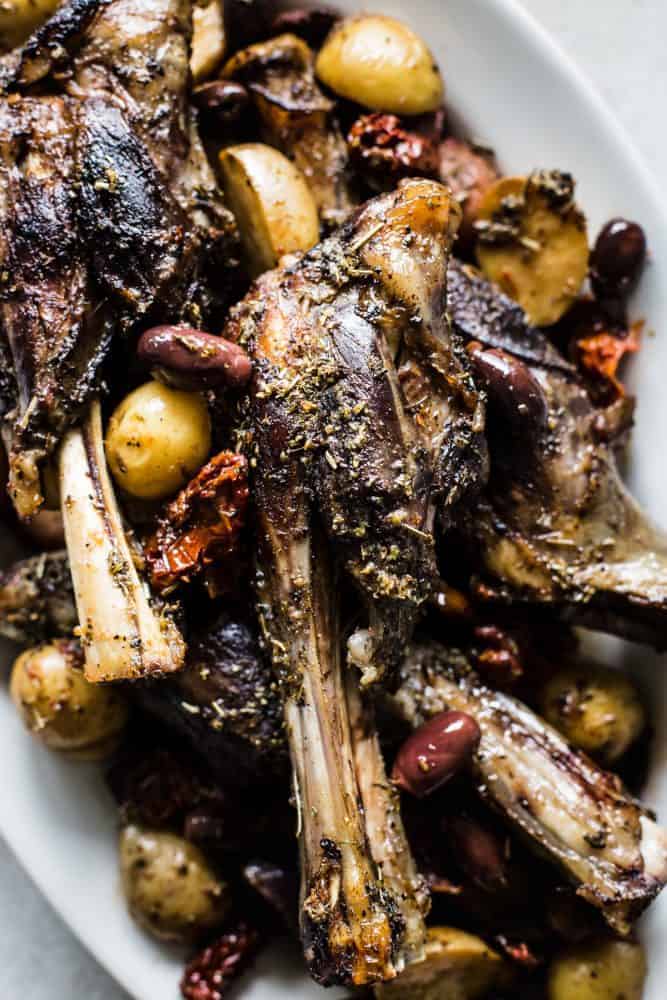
xmin=0 ymin=0 xmax=61 ymax=52
xmin=105 ymin=381 xmax=212 ymax=501
xmin=223 ymin=34 xmax=352 ymax=225
xmin=475 ymin=171 xmax=589 ymax=326
xmin=375 ymin=927 xmax=509 ymax=999
xmin=539 ymin=663 xmax=645 ymax=763
xmin=120 ymin=826 xmax=231 ymax=942
xmin=219 ymin=142 xmax=320 ymax=276
xmin=10 ymin=640 xmax=128 ymax=758
xmin=316 ymin=14 xmax=444 ymax=115
xmin=547 ymin=938 xmax=646 ymax=1000
xmin=191 ymin=0 xmax=226 ymax=83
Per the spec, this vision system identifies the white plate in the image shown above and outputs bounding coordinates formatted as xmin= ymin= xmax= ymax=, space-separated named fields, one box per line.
xmin=1 ymin=1 xmax=666 ymax=997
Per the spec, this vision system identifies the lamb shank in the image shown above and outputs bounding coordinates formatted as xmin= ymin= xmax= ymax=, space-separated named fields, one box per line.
xmin=228 ymin=178 xmax=487 ymax=985
xmin=447 ymin=260 xmax=667 ymax=646
xmin=0 ymin=0 xmax=239 ymax=518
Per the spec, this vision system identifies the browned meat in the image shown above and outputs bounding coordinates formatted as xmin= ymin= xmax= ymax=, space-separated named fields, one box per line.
xmin=227 ymin=179 xmax=485 ymax=986
xmin=0 ymin=550 xmax=76 ymax=643
xmin=392 ymin=640 xmax=667 ymax=936
xmin=448 ymin=260 xmax=667 ymax=646
xmin=134 ymin=613 xmax=288 ymax=789
xmin=0 ymin=0 xmax=239 ymax=518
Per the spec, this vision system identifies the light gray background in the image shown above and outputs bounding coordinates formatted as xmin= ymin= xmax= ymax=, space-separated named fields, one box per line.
xmin=1 ymin=1 xmax=665 ymax=997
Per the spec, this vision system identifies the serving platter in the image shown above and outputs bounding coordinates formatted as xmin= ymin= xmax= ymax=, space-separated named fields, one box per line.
xmin=0 ymin=0 xmax=666 ymax=998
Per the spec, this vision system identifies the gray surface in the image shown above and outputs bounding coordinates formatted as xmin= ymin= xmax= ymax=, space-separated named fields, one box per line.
xmin=1 ymin=1 xmax=666 ymax=998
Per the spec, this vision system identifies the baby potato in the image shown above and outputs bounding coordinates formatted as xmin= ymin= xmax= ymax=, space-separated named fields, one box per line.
xmin=0 ymin=0 xmax=61 ymax=52
xmin=120 ymin=825 xmax=231 ymax=942
xmin=191 ymin=0 xmax=226 ymax=83
xmin=315 ymin=15 xmax=443 ymax=115
xmin=105 ymin=380 xmax=211 ymax=501
xmin=376 ymin=926 xmax=509 ymax=999
xmin=475 ymin=171 xmax=589 ymax=326
xmin=219 ymin=143 xmax=320 ymax=277
xmin=547 ymin=938 xmax=646 ymax=1000
xmin=539 ymin=663 xmax=645 ymax=763
xmin=10 ymin=640 xmax=128 ymax=758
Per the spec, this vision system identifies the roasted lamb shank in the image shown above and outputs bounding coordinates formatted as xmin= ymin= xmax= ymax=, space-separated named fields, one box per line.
xmin=0 ymin=0 xmax=238 ymax=518
xmin=392 ymin=639 xmax=667 ymax=936
xmin=447 ymin=261 xmax=667 ymax=646
xmin=228 ymin=179 xmax=486 ymax=985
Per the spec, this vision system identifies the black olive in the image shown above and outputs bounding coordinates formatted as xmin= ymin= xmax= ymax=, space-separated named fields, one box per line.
xmin=590 ymin=218 xmax=647 ymax=306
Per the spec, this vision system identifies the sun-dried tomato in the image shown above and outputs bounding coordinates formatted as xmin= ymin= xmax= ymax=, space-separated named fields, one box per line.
xmin=181 ymin=921 xmax=260 ymax=1000
xmin=146 ymin=451 xmax=249 ymax=595
xmin=575 ymin=320 xmax=642 ymax=400
xmin=347 ymin=112 xmax=438 ymax=190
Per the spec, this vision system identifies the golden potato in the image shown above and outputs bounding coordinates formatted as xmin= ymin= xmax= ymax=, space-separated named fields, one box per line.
xmin=10 ymin=640 xmax=128 ymax=758
xmin=105 ymin=380 xmax=211 ymax=500
xmin=547 ymin=939 xmax=646 ymax=1000
xmin=375 ymin=927 xmax=509 ymax=1000
xmin=120 ymin=826 xmax=231 ymax=942
xmin=219 ymin=143 xmax=320 ymax=277
xmin=475 ymin=171 xmax=589 ymax=326
xmin=539 ymin=663 xmax=645 ymax=763
xmin=316 ymin=15 xmax=444 ymax=115
xmin=191 ymin=0 xmax=226 ymax=83
xmin=0 ymin=0 xmax=61 ymax=52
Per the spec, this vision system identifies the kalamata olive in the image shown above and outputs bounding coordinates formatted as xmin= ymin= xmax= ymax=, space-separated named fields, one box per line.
xmin=270 ymin=6 xmax=340 ymax=49
xmin=137 ymin=325 xmax=252 ymax=390
xmin=467 ymin=343 xmax=548 ymax=433
xmin=392 ymin=710 xmax=481 ymax=798
xmin=192 ymin=80 xmax=250 ymax=129
xmin=590 ymin=218 xmax=647 ymax=305
xmin=445 ymin=815 xmax=509 ymax=891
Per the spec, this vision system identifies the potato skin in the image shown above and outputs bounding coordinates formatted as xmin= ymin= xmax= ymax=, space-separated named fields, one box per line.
xmin=547 ymin=939 xmax=646 ymax=1000
xmin=0 ymin=0 xmax=61 ymax=52
xmin=105 ymin=381 xmax=212 ymax=501
xmin=539 ymin=664 xmax=645 ymax=763
xmin=219 ymin=143 xmax=320 ymax=277
xmin=476 ymin=171 xmax=589 ymax=326
xmin=120 ymin=826 xmax=231 ymax=942
xmin=10 ymin=640 xmax=128 ymax=758
xmin=315 ymin=15 xmax=444 ymax=115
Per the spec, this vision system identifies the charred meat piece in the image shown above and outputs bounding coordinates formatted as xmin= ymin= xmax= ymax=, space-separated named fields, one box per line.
xmin=231 ymin=179 xmax=485 ymax=687
xmin=0 ymin=550 xmax=76 ymax=643
xmin=392 ymin=641 xmax=667 ymax=935
xmin=0 ymin=95 xmax=110 ymax=518
xmin=227 ymin=179 xmax=484 ymax=986
xmin=448 ymin=260 xmax=667 ymax=646
xmin=0 ymin=0 xmax=239 ymax=518
xmin=223 ymin=33 xmax=354 ymax=226
xmin=135 ymin=612 xmax=288 ymax=790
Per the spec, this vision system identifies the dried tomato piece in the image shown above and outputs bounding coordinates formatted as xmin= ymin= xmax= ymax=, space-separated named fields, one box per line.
xmin=575 ymin=320 xmax=642 ymax=400
xmin=146 ymin=451 xmax=249 ymax=595
xmin=181 ymin=921 xmax=260 ymax=1000
xmin=347 ymin=112 xmax=438 ymax=190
